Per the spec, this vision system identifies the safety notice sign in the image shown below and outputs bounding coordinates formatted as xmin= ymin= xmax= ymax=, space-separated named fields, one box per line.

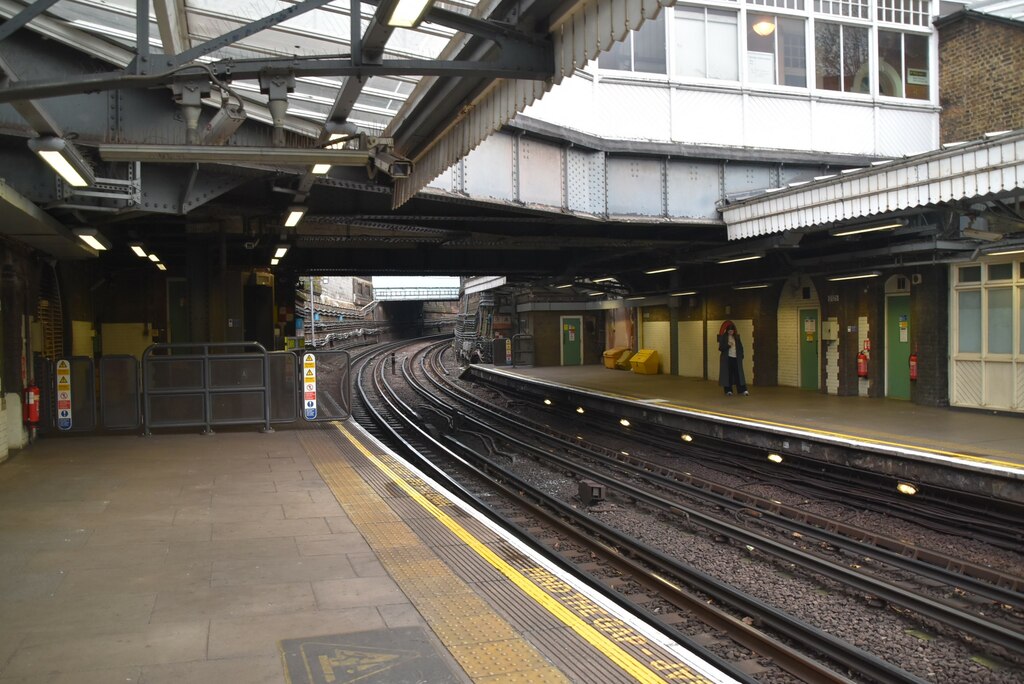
xmin=303 ymin=353 xmax=317 ymax=420
xmin=56 ymin=359 xmax=72 ymax=431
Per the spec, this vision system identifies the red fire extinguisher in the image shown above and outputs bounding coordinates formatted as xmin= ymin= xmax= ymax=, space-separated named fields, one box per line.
xmin=856 ymin=350 xmax=869 ymax=378
xmin=23 ymin=385 xmax=40 ymax=424
xmin=909 ymin=347 xmax=918 ymax=382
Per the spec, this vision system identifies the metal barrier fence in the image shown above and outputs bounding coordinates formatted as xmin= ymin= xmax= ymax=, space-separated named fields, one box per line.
xmin=99 ymin=355 xmax=140 ymax=430
xmin=512 ymin=334 xmax=534 ymax=366
xmin=142 ymin=342 xmax=275 ymax=435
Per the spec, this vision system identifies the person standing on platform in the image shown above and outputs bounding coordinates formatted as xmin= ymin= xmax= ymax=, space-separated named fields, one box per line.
xmin=718 ymin=322 xmax=749 ymax=396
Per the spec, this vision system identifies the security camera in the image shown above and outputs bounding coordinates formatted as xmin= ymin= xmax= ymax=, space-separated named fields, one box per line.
xmin=204 ymin=104 xmax=246 ymax=145
xmin=370 ymin=148 xmax=412 ymax=178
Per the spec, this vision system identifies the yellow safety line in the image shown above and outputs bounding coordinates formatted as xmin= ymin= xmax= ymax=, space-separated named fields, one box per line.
xmin=331 ymin=422 xmax=704 ymax=684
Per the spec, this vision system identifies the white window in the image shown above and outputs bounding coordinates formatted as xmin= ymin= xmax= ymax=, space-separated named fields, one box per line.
xmin=877 ymin=29 xmax=930 ymax=100
xmin=675 ymin=7 xmax=739 ymax=80
xmin=815 ymin=22 xmax=870 ymax=93
xmin=599 ymin=15 xmax=668 ymax=74
xmin=877 ymin=0 xmax=930 ymax=27
xmin=746 ymin=14 xmax=806 ymax=87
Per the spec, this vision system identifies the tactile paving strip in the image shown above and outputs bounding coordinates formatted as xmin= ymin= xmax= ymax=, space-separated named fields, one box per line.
xmin=303 ymin=423 xmax=721 ymax=684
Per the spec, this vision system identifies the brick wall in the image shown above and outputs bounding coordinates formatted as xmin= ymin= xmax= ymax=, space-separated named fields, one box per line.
xmin=939 ymin=14 xmax=1024 ymax=143
xmin=909 ymin=265 xmax=950 ymax=407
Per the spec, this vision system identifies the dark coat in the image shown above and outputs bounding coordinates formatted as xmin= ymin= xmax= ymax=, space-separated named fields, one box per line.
xmin=717 ymin=332 xmax=747 ymax=388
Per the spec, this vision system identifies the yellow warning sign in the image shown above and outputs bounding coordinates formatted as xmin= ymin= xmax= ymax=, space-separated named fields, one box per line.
xmin=305 ymin=368 xmax=315 ymax=378
xmin=58 ymin=376 xmax=70 ymax=385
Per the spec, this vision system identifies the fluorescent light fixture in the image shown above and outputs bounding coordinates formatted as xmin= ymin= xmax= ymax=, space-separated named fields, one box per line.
xmin=311 ymin=163 xmax=331 ymax=175
xmin=270 ymin=257 xmax=280 ymax=266
xmin=828 ymin=272 xmax=881 ymax=282
xmin=543 ymin=399 xmax=552 ymax=406
xmin=670 ymin=291 xmax=697 ymax=297
xmin=155 ymin=263 xmax=167 ymax=271
xmin=717 ymin=255 xmax=763 ymax=264
xmin=587 ymin=291 xmax=604 ymax=296
xmin=388 ymin=0 xmax=432 ymax=27
xmin=129 ymin=242 xmax=147 ymax=258
xmin=576 ymin=406 xmax=585 ymax=414
xmin=626 ymin=296 xmax=645 ymax=301
xmin=148 ymin=253 xmax=160 ymax=262
xmin=831 ymin=221 xmax=904 ymax=237
xmin=73 ymin=228 xmax=110 ymax=251
xmin=680 ymin=434 xmax=693 ymax=442
xmin=985 ymin=247 xmax=1024 ymax=257
xmin=733 ymin=283 xmax=770 ymax=290
xmin=284 ymin=206 xmax=306 ymax=227
xmin=619 ymin=418 xmax=631 ymax=427
xmin=767 ymin=453 xmax=784 ymax=463
xmin=28 ymin=136 xmax=95 ymax=187
xmin=274 ymin=244 xmax=289 ymax=259
xmin=896 ymin=482 xmax=918 ymax=496
xmin=555 ymin=283 xmax=574 ymax=289
xmin=592 ymin=277 xmax=616 ymax=283
xmin=644 ymin=266 xmax=677 ymax=275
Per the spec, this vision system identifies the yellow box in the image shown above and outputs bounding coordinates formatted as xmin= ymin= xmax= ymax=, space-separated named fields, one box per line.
xmin=602 ymin=347 xmax=629 ymax=369
xmin=629 ymin=349 xmax=660 ymax=374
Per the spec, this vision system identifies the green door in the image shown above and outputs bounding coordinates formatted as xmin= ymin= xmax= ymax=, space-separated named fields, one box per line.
xmin=887 ymin=295 xmax=911 ymax=399
xmin=561 ymin=316 xmax=582 ymax=365
xmin=799 ymin=309 xmax=819 ymax=390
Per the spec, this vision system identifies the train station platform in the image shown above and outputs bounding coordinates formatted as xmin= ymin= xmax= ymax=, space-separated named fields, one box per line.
xmin=0 ymin=423 xmax=737 ymax=684
xmin=466 ymin=364 xmax=1024 ymax=499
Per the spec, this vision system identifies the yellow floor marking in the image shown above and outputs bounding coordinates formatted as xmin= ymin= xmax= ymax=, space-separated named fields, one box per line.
xmin=330 ymin=422 xmax=714 ymax=684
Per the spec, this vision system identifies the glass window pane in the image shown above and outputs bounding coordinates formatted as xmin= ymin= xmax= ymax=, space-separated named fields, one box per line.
xmin=843 ymin=25 xmax=870 ymax=92
xmin=958 ymin=265 xmax=981 ymax=283
xmin=903 ymin=32 xmax=929 ymax=100
xmin=958 ymin=290 xmax=981 ymax=353
xmin=988 ymin=263 xmax=1013 ymax=281
xmin=634 ymin=15 xmax=667 ymax=74
xmin=778 ymin=17 xmax=806 ymax=86
xmin=815 ymin=23 xmax=841 ymax=90
xmin=600 ymin=36 xmax=633 ymax=71
xmin=988 ymin=288 xmax=1012 ymax=354
xmin=877 ymin=30 xmax=903 ymax=97
xmin=676 ymin=8 xmax=708 ymax=78
xmin=747 ymin=14 xmax=777 ymax=84
xmin=707 ymin=10 xmax=739 ymax=80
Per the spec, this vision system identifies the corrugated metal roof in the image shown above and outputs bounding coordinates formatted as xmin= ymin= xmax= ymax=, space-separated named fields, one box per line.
xmin=968 ymin=0 xmax=1024 ymax=21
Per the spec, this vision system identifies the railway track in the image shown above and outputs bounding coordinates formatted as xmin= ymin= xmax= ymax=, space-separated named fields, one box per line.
xmin=348 ymin=338 xmax=1024 ymax=683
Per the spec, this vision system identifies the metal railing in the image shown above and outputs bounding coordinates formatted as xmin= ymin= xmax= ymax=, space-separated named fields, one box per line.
xmin=142 ymin=342 xmax=273 ymax=435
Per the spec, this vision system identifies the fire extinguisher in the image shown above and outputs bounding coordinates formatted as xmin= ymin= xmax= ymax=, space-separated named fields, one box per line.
xmin=856 ymin=350 xmax=869 ymax=378
xmin=23 ymin=384 xmax=40 ymax=424
xmin=909 ymin=346 xmax=919 ymax=382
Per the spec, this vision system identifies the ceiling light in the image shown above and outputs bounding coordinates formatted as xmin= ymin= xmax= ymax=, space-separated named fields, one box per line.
xmin=543 ymin=399 xmax=552 ymax=406
xmin=680 ymin=434 xmax=693 ymax=442
xmin=767 ymin=453 xmax=783 ymax=463
xmin=148 ymin=253 xmax=160 ymax=263
xmin=155 ymin=262 xmax=167 ymax=271
xmin=896 ymin=482 xmax=918 ymax=496
xmin=129 ymin=242 xmax=147 ymax=258
xmin=28 ymin=136 xmax=95 ymax=187
xmin=831 ymin=221 xmax=904 ymax=237
xmin=828 ymin=272 xmax=881 ymax=282
xmin=670 ymin=291 xmax=697 ymax=297
xmin=626 ymin=296 xmax=645 ymax=301
xmin=717 ymin=255 xmax=763 ymax=264
xmin=576 ymin=406 xmax=585 ymax=414
xmin=284 ymin=206 xmax=306 ymax=228
xmin=388 ymin=0 xmax=433 ymax=27
xmin=645 ymin=267 xmax=677 ymax=275
xmin=73 ymin=228 xmax=110 ymax=251
xmin=555 ymin=283 xmax=574 ymax=289
xmin=985 ymin=247 xmax=1024 ymax=257
xmin=274 ymin=244 xmax=289 ymax=259
xmin=733 ymin=283 xmax=770 ymax=290
xmin=752 ymin=18 xmax=775 ymax=36
xmin=588 ymin=291 xmax=604 ymax=296
xmin=593 ymin=277 xmax=616 ymax=283
xmin=270 ymin=257 xmax=280 ymax=266
xmin=619 ymin=418 xmax=630 ymax=427
xmin=311 ymin=163 xmax=331 ymax=175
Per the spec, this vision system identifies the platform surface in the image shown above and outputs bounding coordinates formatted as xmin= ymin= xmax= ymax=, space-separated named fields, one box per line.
xmin=0 ymin=424 xmax=734 ymax=684
xmin=481 ymin=365 xmax=1024 ymax=470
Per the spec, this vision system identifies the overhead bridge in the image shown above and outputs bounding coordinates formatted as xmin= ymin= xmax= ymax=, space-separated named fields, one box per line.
xmin=373 ymin=287 xmax=460 ymax=301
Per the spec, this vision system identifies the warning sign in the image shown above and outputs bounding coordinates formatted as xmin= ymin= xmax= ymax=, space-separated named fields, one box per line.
xmin=303 ymin=354 xmax=317 ymax=420
xmin=55 ymin=359 xmax=72 ymax=431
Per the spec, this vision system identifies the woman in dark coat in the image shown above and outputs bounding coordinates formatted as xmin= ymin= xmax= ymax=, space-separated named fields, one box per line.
xmin=718 ymin=322 xmax=748 ymax=396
